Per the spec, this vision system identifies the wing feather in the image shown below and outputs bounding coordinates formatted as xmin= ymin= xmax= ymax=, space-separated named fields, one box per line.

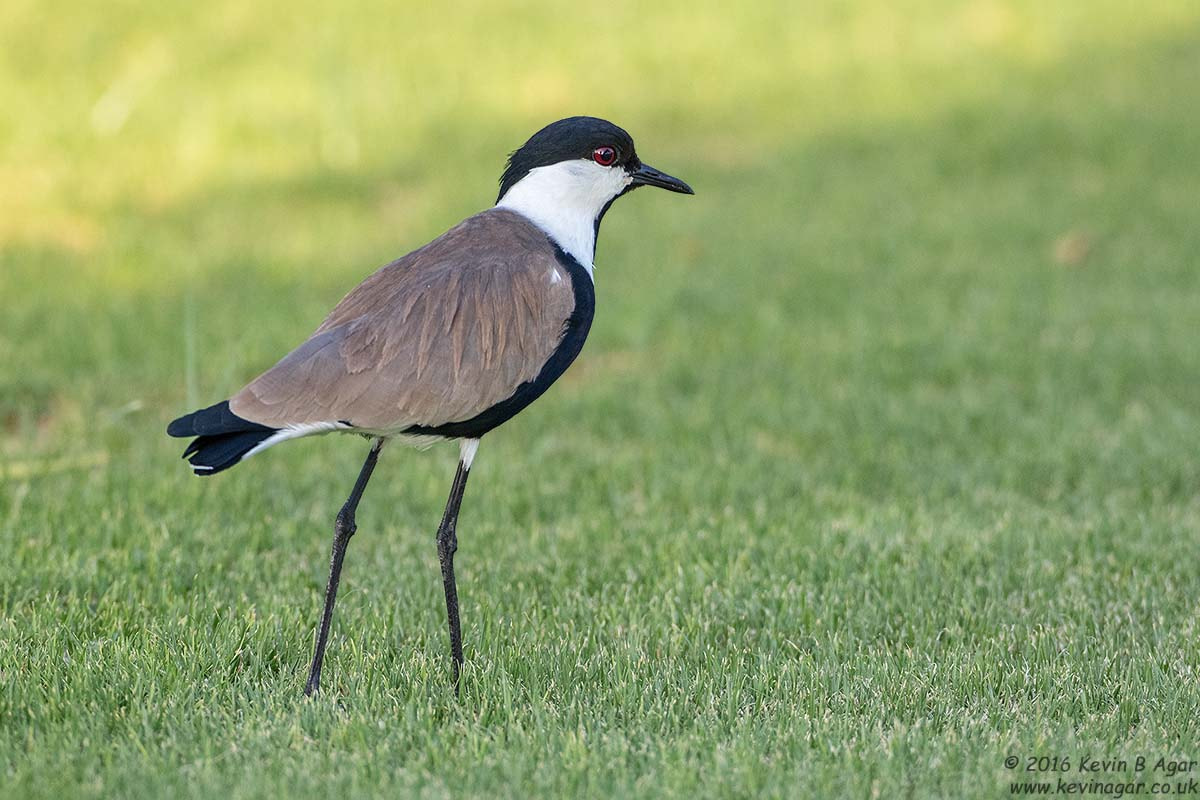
xmin=229 ymin=210 xmax=576 ymax=432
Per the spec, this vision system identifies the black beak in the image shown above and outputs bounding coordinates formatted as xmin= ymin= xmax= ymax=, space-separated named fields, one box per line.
xmin=630 ymin=162 xmax=694 ymax=195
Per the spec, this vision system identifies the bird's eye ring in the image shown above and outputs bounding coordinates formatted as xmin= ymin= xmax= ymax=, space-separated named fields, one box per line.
xmin=592 ymin=146 xmax=617 ymax=167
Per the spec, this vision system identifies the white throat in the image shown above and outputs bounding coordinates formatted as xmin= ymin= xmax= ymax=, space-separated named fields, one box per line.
xmin=496 ymin=160 xmax=632 ymax=276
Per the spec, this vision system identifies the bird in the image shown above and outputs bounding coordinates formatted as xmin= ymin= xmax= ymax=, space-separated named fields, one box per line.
xmin=167 ymin=116 xmax=693 ymax=694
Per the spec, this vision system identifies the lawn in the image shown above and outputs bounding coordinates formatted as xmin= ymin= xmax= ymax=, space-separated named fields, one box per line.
xmin=3 ymin=1 xmax=1200 ymax=797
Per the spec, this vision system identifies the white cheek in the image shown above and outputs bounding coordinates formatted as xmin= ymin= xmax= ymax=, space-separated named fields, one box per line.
xmin=496 ymin=160 xmax=633 ymax=274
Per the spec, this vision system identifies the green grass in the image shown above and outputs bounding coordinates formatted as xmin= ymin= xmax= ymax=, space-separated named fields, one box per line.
xmin=3 ymin=1 xmax=1200 ymax=797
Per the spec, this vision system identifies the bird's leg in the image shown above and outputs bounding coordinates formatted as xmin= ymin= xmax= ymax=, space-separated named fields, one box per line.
xmin=305 ymin=437 xmax=385 ymax=696
xmin=436 ymin=439 xmax=478 ymax=692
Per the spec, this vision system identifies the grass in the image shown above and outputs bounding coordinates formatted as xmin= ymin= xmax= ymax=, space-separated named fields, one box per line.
xmin=3 ymin=1 xmax=1200 ymax=797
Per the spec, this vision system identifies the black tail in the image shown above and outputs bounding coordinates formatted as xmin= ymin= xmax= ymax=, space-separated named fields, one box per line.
xmin=167 ymin=401 xmax=277 ymax=476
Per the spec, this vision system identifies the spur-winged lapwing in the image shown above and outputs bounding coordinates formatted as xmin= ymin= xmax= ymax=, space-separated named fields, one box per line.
xmin=168 ymin=116 xmax=693 ymax=693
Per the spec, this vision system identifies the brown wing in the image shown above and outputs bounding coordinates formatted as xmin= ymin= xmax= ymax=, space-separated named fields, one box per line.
xmin=229 ymin=209 xmax=575 ymax=432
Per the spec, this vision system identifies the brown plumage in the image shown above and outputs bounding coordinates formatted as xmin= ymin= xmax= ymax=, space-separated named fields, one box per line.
xmin=230 ymin=209 xmax=574 ymax=432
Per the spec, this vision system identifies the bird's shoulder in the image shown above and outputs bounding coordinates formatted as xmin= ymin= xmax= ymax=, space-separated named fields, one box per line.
xmin=315 ymin=208 xmax=575 ymax=334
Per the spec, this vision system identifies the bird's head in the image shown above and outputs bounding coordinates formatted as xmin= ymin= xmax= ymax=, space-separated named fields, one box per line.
xmin=495 ymin=117 xmax=693 ymax=269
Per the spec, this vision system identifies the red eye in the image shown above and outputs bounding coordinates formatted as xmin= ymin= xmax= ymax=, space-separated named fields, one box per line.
xmin=592 ymin=146 xmax=617 ymax=166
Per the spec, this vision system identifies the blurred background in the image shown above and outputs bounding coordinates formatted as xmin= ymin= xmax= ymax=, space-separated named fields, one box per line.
xmin=2 ymin=1 xmax=1199 ymax=796
xmin=2 ymin=1 xmax=1198 ymax=483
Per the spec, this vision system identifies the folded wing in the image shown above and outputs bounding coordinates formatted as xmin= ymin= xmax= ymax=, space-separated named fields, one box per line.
xmin=229 ymin=210 xmax=576 ymax=433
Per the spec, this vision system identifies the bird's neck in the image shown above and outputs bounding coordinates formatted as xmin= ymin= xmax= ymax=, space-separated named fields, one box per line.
xmin=496 ymin=162 xmax=632 ymax=277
